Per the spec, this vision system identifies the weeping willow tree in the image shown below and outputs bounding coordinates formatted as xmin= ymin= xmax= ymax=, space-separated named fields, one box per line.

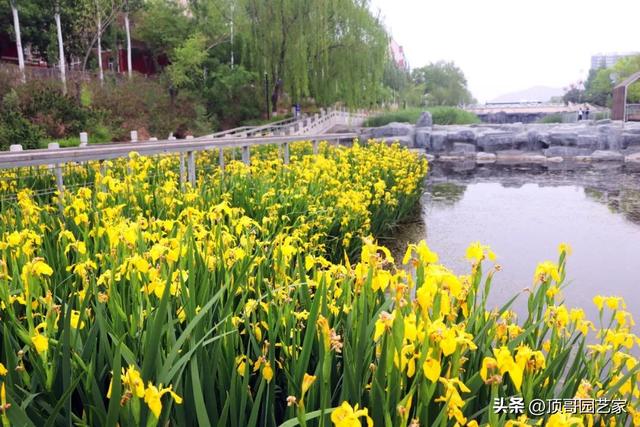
xmin=241 ymin=0 xmax=389 ymax=108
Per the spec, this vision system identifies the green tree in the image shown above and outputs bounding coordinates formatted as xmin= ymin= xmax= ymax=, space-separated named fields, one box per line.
xmin=241 ymin=0 xmax=388 ymax=108
xmin=133 ymin=0 xmax=192 ymax=71
xmin=411 ymin=61 xmax=474 ymax=106
xmin=166 ymin=32 xmax=208 ymax=89
xmin=562 ymin=83 xmax=584 ymax=105
xmin=613 ymin=55 xmax=640 ymax=102
xmin=584 ymin=68 xmax=613 ymax=106
xmin=0 ymin=0 xmax=52 ymax=61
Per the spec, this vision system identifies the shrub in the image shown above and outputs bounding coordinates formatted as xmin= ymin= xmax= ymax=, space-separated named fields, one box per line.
xmin=0 ymin=67 xmax=16 ymax=100
xmin=365 ymin=107 xmax=480 ymax=127
xmin=364 ymin=108 xmax=423 ymax=126
xmin=203 ymin=65 xmax=263 ymax=129
xmin=39 ymin=137 xmax=81 ymax=148
xmin=0 ymin=91 xmax=44 ymax=150
xmin=87 ymin=122 xmax=114 ymax=144
xmin=88 ymin=76 xmax=209 ymax=140
xmin=537 ymin=113 xmax=564 ymax=124
xmin=428 ymin=106 xmax=481 ymax=125
xmin=12 ymin=78 xmax=91 ymax=138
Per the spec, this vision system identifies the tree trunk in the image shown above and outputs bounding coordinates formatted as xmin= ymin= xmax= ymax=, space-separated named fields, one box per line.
xmin=81 ymin=32 xmax=98 ymax=72
xmin=124 ymin=4 xmax=132 ymax=78
xmin=10 ymin=0 xmax=25 ymax=83
xmin=230 ymin=3 xmax=234 ymax=68
xmin=54 ymin=4 xmax=67 ymax=94
xmin=96 ymin=0 xmax=104 ymax=83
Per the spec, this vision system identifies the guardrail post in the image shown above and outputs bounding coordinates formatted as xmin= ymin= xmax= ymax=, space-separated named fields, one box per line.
xmin=219 ymin=147 xmax=225 ymax=172
xmin=187 ymin=151 xmax=196 ymax=185
xmin=179 ymin=153 xmax=186 ymax=186
xmin=130 ymin=130 xmax=138 ymax=142
xmin=99 ymin=160 xmax=107 ymax=177
xmin=77 ymin=136 xmax=89 ymax=165
xmin=242 ymin=145 xmax=250 ymax=165
xmin=48 ymin=142 xmax=64 ymax=197
xmin=185 ymin=136 xmax=196 ymax=185
xmin=283 ymin=142 xmax=290 ymax=165
xmin=313 ymin=139 xmax=319 ymax=155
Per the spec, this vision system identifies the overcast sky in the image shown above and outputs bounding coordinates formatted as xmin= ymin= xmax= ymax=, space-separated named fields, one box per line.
xmin=370 ymin=0 xmax=640 ymax=103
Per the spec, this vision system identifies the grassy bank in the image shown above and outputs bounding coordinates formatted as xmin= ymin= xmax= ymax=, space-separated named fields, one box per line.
xmin=364 ymin=107 xmax=481 ymax=127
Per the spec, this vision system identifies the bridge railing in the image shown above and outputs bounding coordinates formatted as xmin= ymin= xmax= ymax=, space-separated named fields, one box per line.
xmin=203 ymin=109 xmax=368 ymax=139
xmin=2 ymin=132 xmax=358 ymax=196
xmin=625 ymin=104 xmax=640 ymax=121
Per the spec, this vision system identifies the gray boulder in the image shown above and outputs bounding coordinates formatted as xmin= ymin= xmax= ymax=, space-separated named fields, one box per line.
xmin=625 ymin=152 xmax=640 ymax=163
xmin=439 ymin=154 xmax=467 ymax=162
xmin=548 ymin=132 xmax=578 ymax=146
xmin=577 ymin=134 xmax=598 ymax=150
xmin=370 ymin=122 xmax=414 ymax=138
xmin=416 ymin=111 xmax=433 ymax=128
xmin=621 ymin=132 xmax=640 ymax=149
xmin=386 ymin=135 xmax=414 ymax=148
xmin=452 ymin=142 xmax=476 ymax=153
xmin=477 ymin=132 xmax=516 ymax=152
xmin=476 ymin=152 xmax=497 ymax=163
xmin=429 ymin=131 xmax=449 ymax=152
xmin=591 ymin=150 xmax=624 ymax=161
xmin=414 ymin=129 xmax=431 ymax=149
xmin=543 ymin=147 xmax=592 ymax=157
xmin=513 ymin=132 xmax=530 ymax=149
xmin=358 ymin=131 xmax=373 ymax=142
xmin=547 ymin=156 xmax=564 ymax=163
xmin=447 ymin=129 xmax=476 ymax=143
xmin=497 ymin=151 xmax=546 ymax=163
xmin=597 ymin=126 xmax=621 ymax=150
xmin=525 ymin=130 xmax=549 ymax=150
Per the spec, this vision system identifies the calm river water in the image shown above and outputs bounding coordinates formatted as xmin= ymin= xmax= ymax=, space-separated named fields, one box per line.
xmin=410 ymin=162 xmax=640 ymax=324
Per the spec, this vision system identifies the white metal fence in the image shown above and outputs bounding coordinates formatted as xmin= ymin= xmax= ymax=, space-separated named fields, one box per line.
xmin=0 ymin=108 xmax=368 ymax=196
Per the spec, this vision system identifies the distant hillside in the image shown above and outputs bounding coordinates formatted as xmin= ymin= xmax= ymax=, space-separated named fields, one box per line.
xmin=490 ymin=86 xmax=564 ymax=103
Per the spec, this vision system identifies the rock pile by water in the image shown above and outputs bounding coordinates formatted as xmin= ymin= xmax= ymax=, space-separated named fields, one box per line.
xmin=359 ymin=112 xmax=640 ymax=164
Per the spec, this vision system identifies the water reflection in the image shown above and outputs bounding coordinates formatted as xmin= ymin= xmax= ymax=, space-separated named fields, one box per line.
xmin=418 ymin=162 xmax=640 ymax=326
xmin=429 ymin=182 xmax=466 ymax=205
xmin=429 ymin=162 xmax=640 ymax=226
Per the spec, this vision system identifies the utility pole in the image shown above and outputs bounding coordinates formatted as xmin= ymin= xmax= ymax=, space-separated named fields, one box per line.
xmin=124 ymin=0 xmax=132 ymax=78
xmin=10 ymin=0 xmax=25 ymax=83
xmin=95 ymin=0 xmax=104 ymax=84
xmin=54 ymin=1 xmax=67 ymax=94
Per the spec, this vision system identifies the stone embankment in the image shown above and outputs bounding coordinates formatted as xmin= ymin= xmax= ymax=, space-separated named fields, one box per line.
xmin=359 ymin=112 xmax=640 ymax=164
